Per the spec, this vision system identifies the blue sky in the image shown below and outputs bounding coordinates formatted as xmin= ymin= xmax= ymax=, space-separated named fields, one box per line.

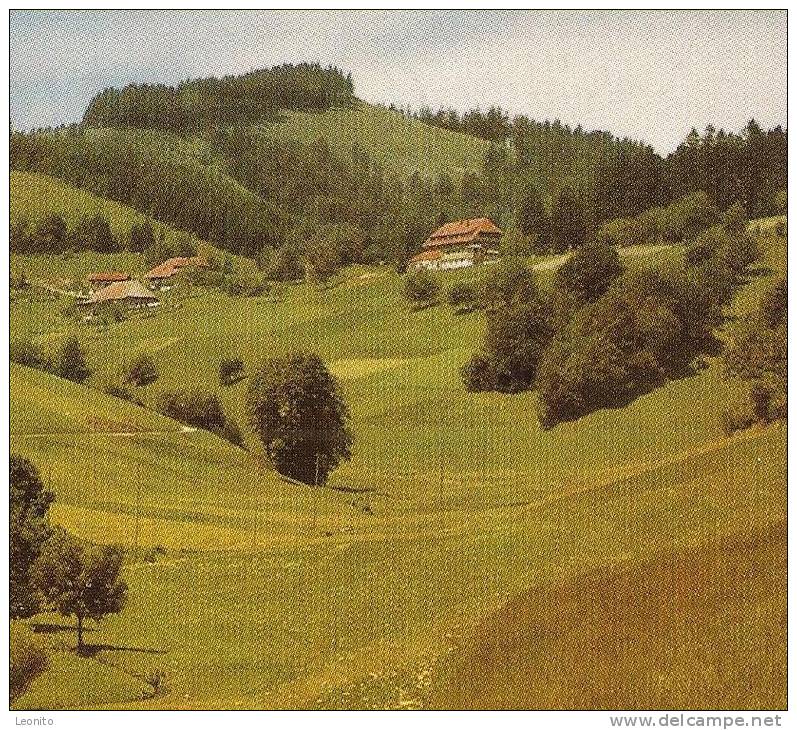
xmin=10 ymin=9 xmax=787 ymax=153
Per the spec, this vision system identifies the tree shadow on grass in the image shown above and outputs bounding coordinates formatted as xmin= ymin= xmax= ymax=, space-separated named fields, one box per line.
xmin=30 ymin=622 xmax=166 ymax=659
xmin=78 ymin=644 xmax=167 ymax=659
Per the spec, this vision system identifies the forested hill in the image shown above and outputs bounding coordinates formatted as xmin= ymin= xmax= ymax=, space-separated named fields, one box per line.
xmin=9 ymin=66 xmax=787 ymax=269
xmin=82 ymin=63 xmax=354 ymax=131
xmin=409 ymin=105 xmax=788 ymax=220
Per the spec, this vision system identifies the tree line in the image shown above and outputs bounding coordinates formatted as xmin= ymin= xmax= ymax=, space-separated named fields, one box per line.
xmin=10 ymin=71 xmax=786 ymax=275
xmin=82 ymin=63 xmax=354 ymax=131
xmin=407 ymin=104 xmax=786 ymax=225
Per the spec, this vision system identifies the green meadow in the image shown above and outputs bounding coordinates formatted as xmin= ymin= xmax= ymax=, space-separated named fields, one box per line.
xmin=253 ymin=100 xmax=488 ymax=178
xmin=9 ymin=203 xmax=787 ymax=708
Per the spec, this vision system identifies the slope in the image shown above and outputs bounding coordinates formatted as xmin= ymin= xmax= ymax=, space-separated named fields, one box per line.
xmin=10 ymin=364 xmax=359 ymax=551
xmin=10 ymin=220 xmax=783 ymax=513
xmin=10 ymin=170 xmax=255 ymax=283
xmin=15 ymin=421 xmax=785 ymax=709
xmin=252 ymin=100 xmax=488 ymax=178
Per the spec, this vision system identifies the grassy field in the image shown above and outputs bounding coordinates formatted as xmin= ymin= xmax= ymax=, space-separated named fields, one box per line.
xmin=11 ymin=364 xmax=362 ymax=553
xmin=10 ymin=238 xmax=752 ymax=511
xmin=14 ymin=421 xmax=786 ymax=709
xmin=253 ymin=100 xmax=488 ymax=178
xmin=10 ymin=219 xmax=786 ymax=709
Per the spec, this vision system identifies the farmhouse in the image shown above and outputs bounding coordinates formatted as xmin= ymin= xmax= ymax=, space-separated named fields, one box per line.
xmin=86 ymin=272 xmax=130 ymax=292
xmin=143 ymin=256 xmax=208 ymax=289
xmin=408 ymin=217 xmax=501 ymax=271
xmin=81 ymin=279 xmax=160 ymax=310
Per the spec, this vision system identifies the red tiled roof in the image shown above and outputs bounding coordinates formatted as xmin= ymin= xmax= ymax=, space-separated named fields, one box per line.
xmin=423 ymin=218 xmax=502 ymax=249
xmin=410 ymin=249 xmax=442 ymax=263
xmin=87 ymin=272 xmax=129 ymax=283
xmin=144 ymin=256 xmax=208 ymax=279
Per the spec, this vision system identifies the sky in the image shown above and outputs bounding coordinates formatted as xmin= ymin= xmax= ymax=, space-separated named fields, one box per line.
xmin=10 ymin=9 xmax=787 ymax=153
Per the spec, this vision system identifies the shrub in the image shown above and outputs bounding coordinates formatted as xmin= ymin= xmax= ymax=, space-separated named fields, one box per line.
xmin=447 ymin=281 xmax=479 ymax=313
xmin=156 ymin=389 xmax=227 ymax=433
xmin=218 ymin=417 xmax=245 ymax=448
xmin=129 ymin=221 xmax=156 ymax=253
xmin=32 ymin=214 xmax=68 ymax=253
xmin=144 ymin=237 xmax=176 ymax=267
xmin=686 ymin=215 xmax=759 ymax=280
xmin=483 ymin=295 xmax=555 ymax=392
xmin=403 ymin=269 xmax=440 ymax=308
xmin=101 ymin=378 xmax=141 ymax=405
xmin=461 ymin=353 xmax=496 ymax=392
xmin=221 ymin=272 xmax=269 ymax=297
xmin=59 ymin=300 xmax=79 ymax=319
xmin=219 ymin=357 xmax=245 ymax=386
xmin=70 ymin=213 xmax=119 ymax=253
xmin=535 ymin=269 xmax=711 ymax=428
xmin=123 ymin=353 xmax=158 ymax=387
xmin=721 ymin=400 xmax=757 ymax=437
xmin=93 ymin=300 xmax=127 ymax=324
xmin=53 ymin=337 xmax=91 ymax=383
xmin=187 ymin=265 xmax=225 ymax=288
xmin=553 ymin=242 xmax=622 ymax=303
xmin=10 ymin=623 xmax=47 ymax=701
xmin=661 ymin=191 xmax=720 ymax=242
xmin=146 ymin=669 xmax=169 ymax=697
xmin=10 ymin=337 xmax=47 ymax=370
xmin=596 ymin=217 xmax=645 ymax=248
xmin=260 ymin=244 xmax=304 ymax=282
xmin=499 ymin=227 xmax=537 ymax=257
xmin=722 ymin=278 xmax=786 ymax=432
xmin=478 ymin=257 xmax=536 ymax=309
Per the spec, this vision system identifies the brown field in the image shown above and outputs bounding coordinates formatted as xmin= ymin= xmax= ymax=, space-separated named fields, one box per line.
xmin=431 ymin=522 xmax=787 ymax=710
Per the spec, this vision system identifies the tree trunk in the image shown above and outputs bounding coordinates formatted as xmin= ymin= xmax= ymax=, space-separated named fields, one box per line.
xmin=77 ymin=614 xmax=84 ymax=650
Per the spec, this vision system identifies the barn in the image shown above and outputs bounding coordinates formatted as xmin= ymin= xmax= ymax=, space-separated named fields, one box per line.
xmin=143 ymin=256 xmax=208 ymax=290
xmin=86 ymin=272 xmax=130 ymax=292
xmin=80 ymin=279 xmax=160 ymax=310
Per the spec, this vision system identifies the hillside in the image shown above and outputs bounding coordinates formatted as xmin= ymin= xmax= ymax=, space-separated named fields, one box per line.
xmin=10 ymin=170 xmax=256 ymax=283
xmin=10 ymin=212 xmax=787 ymax=709
xmin=431 ymin=518 xmax=786 ymax=710
xmin=15 ymin=420 xmax=786 ymax=709
xmin=252 ymin=100 xmax=488 ymax=178
xmin=10 ymin=364 xmax=360 ymax=552
xmin=12 ymin=219 xmax=784 ymax=513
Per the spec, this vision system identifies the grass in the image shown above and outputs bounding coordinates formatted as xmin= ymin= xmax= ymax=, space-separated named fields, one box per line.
xmin=13 ymin=422 xmax=786 ymax=709
xmin=10 ymin=237 xmax=756 ymax=511
xmin=9 ymin=220 xmax=786 ymax=709
xmin=10 ymin=364 xmax=361 ymax=552
xmin=429 ymin=521 xmax=786 ymax=710
xmin=253 ymin=100 xmax=488 ymax=178
xmin=13 ymin=648 xmax=151 ymax=710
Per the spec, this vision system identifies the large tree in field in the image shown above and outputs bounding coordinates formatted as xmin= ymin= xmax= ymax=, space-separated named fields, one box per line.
xmin=32 ymin=529 xmax=127 ymax=651
xmin=246 ymin=353 xmax=353 ymax=485
xmin=10 ymin=455 xmax=54 ymax=618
